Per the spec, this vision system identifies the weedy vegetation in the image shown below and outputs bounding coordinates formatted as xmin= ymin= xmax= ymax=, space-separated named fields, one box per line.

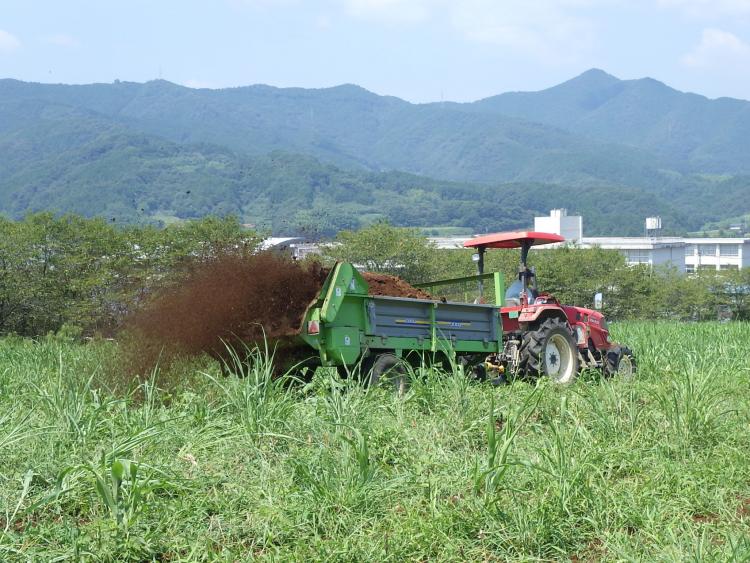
xmin=1 ymin=322 xmax=749 ymax=560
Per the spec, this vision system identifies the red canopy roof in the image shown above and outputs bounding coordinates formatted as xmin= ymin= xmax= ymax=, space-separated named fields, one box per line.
xmin=463 ymin=231 xmax=565 ymax=249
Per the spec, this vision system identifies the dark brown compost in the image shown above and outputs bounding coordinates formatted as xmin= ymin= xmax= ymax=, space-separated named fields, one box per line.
xmin=120 ymin=254 xmax=430 ymax=376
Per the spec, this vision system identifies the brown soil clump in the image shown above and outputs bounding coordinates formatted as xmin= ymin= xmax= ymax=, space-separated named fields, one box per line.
xmin=362 ymin=272 xmax=432 ymax=299
xmin=118 ymin=255 xmax=431 ymax=379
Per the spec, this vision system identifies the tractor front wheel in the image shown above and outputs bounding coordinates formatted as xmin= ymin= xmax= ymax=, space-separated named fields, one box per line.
xmin=519 ymin=318 xmax=579 ymax=384
xmin=605 ymin=346 xmax=636 ymax=379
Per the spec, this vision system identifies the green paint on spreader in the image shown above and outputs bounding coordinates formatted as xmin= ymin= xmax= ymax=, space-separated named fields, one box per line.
xmin=298 ymin=262 xmax=504 ymax=367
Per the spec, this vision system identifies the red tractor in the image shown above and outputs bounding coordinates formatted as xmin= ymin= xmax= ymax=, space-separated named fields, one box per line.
xmin=464 ymin=231 xmax=635 ymax=384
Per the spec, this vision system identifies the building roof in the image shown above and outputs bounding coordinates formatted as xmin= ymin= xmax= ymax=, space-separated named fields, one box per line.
xmin=580 ymin=237 xmax=686 ymax=249
xmin=580 ymin=236 xmax=750 ymax=249
xmin=680 ymin=238 xmax=750 ymax=244
xmin=258 ymin=237 xmax=304 ymax=251
xmin=429 ymin=237 xmax=467 ymax=249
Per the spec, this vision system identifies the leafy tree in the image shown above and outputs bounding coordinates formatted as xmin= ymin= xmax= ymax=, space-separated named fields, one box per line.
xmin=0 ymin=214 xmax=259 ymax=337
xmin=709 ymin=269 xmax=750 ymax=321
xmin=324 ymin=222 xmax=438 ymax=283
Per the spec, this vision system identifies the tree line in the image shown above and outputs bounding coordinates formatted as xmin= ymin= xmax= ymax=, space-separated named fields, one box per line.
xmin=1 ymin=215 xmax=747 ymax=338
xmin=326 ymin=223 xmax=750 ymax=323
xmin=0 ymin=214 xmax=259 ymax=337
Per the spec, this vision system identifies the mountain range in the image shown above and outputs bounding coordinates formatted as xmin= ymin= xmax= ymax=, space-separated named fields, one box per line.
xmin=0 ymin=69 xmax=748 ymax=236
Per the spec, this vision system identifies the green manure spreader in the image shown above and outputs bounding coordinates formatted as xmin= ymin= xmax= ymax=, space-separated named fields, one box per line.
xmin=295 ymin=262 xmax=504 ymax=388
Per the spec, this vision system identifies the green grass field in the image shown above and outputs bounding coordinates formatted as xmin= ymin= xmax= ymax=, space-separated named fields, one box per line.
xmin=2 ymin=322 xmax=750 ymax=561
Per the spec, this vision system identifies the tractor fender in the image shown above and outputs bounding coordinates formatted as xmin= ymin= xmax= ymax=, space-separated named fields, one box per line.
xmin=519 ymin=305 xmax=569 ymax=327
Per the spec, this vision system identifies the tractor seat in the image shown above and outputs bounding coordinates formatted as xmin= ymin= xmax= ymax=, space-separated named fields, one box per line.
xmin=504 ymin=280 xmax=537 ymax=306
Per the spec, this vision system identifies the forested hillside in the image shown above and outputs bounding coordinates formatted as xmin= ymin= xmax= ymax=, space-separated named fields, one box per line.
xmin=465 ymin=69 xmax=750 ymax=175
xmin=0 ymin=77 xmax=667 ymax=186
xmin=1 ymin=72 xmax=749 ymax=235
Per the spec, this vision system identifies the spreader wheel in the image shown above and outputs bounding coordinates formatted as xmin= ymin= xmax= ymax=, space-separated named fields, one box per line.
xmin=519 ymin=318 xmax=579 ymax=384
xmin=363 ymin=353 xmax=409 ymax=394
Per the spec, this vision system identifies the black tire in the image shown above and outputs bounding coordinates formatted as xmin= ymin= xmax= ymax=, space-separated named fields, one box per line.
xmin=605 ymin=346 xmax=636 ymax=379
xmin=519 ymin=318 xmax=579 ymax=384
xmin=363 ymin=353 xmax=409 ymax=394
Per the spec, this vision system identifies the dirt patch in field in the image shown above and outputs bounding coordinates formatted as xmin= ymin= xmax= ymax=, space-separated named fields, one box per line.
xmin=118 ymin=255 xmax=431 ymax=379
xmin=570 ymin=538 xmax=605 ymax=562
xmin=737 ymin=497 xmax=750 ymax=519
xmin=691 ymin=513 xmax=718 ymax=524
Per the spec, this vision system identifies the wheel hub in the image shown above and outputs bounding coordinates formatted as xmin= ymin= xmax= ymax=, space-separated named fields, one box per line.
xmin=544 ymin=332 xmax=575 ymax=383
xmin=545 ymin=339 xmax=562 ymax=375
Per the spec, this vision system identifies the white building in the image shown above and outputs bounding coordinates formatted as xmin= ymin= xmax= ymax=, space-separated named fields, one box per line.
xmin=534 ymin=209 xmax=583 ymax=243
xmin=259 ymin=237 xmax=324 ymax=260
xmin=682 ymin=239 xmax=750 ymax=272
xmin=532 ymin=210 xmax=750 ymax=273
xmin=292 ymin=242 xmax=326 ymax=260
xmin=429 ymin=237 xmax=468 ymax=250
xmin=258 ymin=237 xmax=304 ymax=252
xmin=579 ymin=237 xmax=687 ymax=272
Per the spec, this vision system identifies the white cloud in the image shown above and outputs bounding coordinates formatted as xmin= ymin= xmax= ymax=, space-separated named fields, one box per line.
xmin=315 ymin=14 xmax=333 ymax=29
xmin=658 ymin=0 xmax=750 ymax=18
xmin=236 ymin=0 xmax=598 ymax=60
xmin=337 ymin=0 xmax=596 ymax=62
xmin=0 ymin=29 xmax=21 ymax=53
xmin=43 ymin=33 xmax=79 ymax=47
xmin=342 ymin=0 xmax=431 ymax=23
xmin=681 ymin=28 xmax=750 ymax=68
xmin=229 ymin=0 xmax=299 ymax=8
xmin=449 ymin=0 xmax=595 ymax=63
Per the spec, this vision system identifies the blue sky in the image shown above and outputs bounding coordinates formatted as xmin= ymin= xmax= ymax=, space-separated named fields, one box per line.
xmin=1 ymin=0 xmax=749 ymax=102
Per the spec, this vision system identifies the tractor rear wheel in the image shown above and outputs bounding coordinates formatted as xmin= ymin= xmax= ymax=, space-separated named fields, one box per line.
xmin=519 ymin=318 xmax=578 ymax=384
